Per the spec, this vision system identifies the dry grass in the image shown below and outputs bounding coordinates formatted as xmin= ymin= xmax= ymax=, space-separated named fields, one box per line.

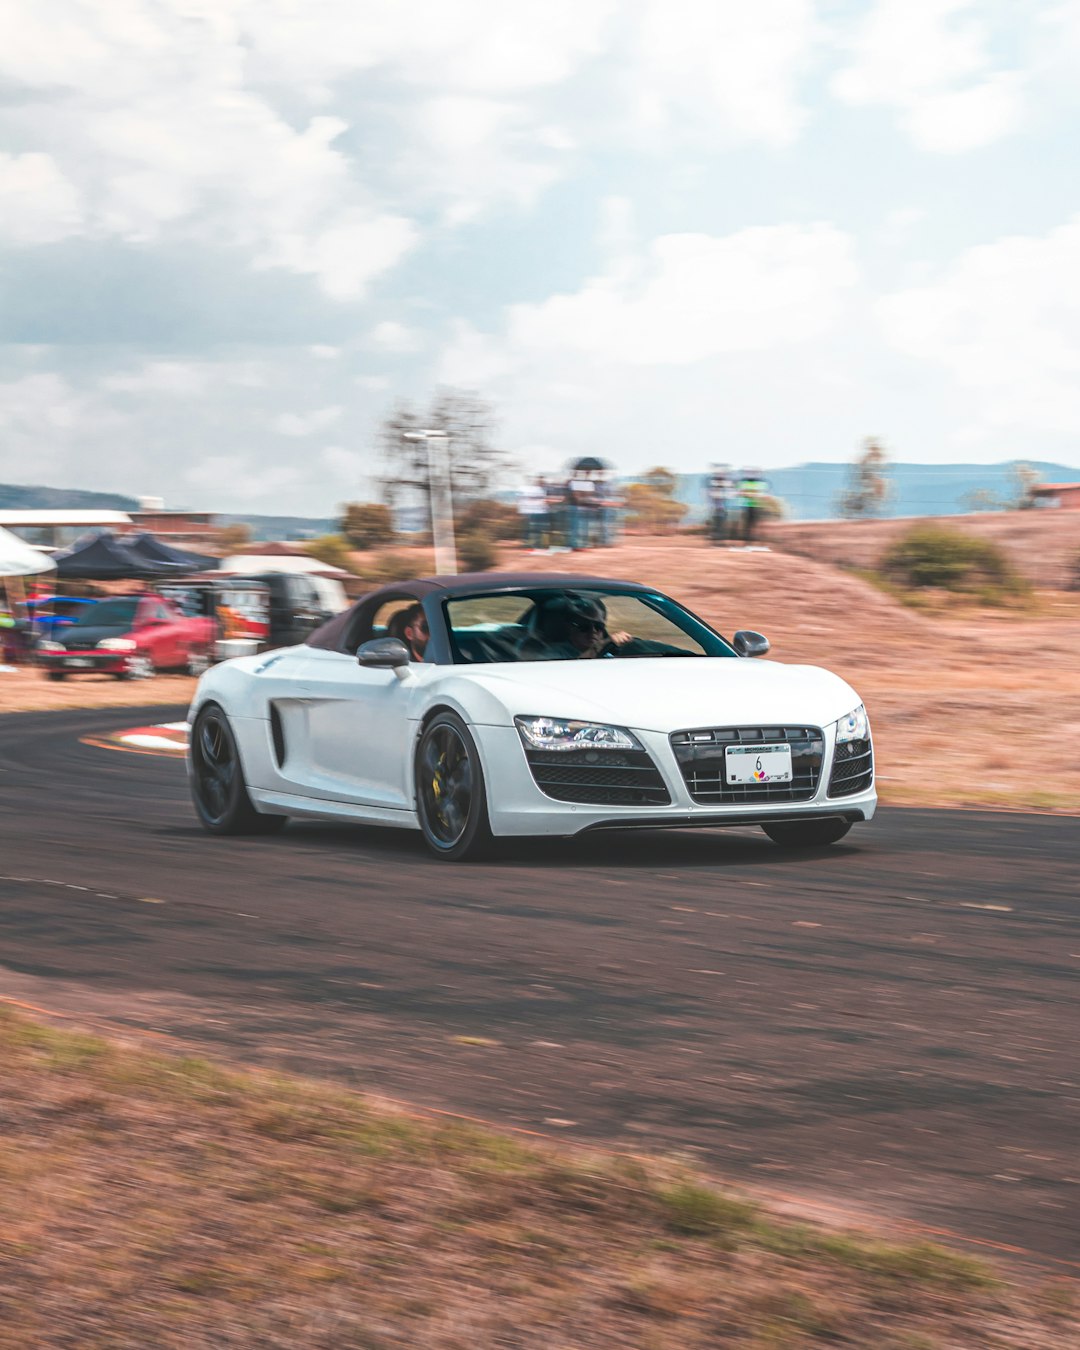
xmin=1 ymin=1008 xmax=1076 ymax=1349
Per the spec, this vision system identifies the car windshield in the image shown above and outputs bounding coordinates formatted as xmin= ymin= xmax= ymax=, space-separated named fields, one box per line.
xmin=443 ymin=588 xmax=737 ymax=664
xmin=73 ymin=598 xmax=138 ymax=628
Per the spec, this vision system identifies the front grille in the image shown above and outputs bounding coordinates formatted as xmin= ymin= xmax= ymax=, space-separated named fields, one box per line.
xmin=524 ymin=749 xmax=670 ymax=806
xmin=670 ymin=725 xmax=823 ymax=804
xmin=828 ymin=738 xmax=873 ymax=797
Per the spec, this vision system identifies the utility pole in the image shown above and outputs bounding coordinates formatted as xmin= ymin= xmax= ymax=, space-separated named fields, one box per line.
xmin=402 ymin=429 xmax=456 ymax=573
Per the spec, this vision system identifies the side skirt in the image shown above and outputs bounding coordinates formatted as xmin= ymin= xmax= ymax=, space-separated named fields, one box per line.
xmin=249 ymin=788 xmax=419 ymax=830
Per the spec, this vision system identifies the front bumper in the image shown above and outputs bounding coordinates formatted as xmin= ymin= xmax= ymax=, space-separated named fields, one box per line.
xmin=40 ymin=649 xmax=129 ymax=675
xmin=479 ymin=723 xmax=877 ymax=837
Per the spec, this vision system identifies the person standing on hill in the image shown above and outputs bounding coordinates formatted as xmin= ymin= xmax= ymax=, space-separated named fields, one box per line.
xmin=517 ymin=476 xmax=550 ymax=552
xmin=738 ymin=469 xmax=769 ymax=543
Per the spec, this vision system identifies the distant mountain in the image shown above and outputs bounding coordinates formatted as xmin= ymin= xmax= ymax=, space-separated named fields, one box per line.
xmin=0 ymin=483 xmax=140 ymax=511
xmin=669 ymin=461 xmax=1080 ymax=522
xmin=220 ymin=514 xmax=337 ymax=541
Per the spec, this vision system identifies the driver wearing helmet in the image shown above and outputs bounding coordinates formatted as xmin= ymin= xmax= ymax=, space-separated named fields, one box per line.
xmin=518 ymin=592 xmax=632 ymax=660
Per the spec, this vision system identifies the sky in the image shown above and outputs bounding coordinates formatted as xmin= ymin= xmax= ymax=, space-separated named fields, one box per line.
xmin=1 ymin=0 xmax=1079 ymax=516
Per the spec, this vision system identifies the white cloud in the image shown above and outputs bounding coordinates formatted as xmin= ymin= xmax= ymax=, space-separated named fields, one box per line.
xmin=496 ymin=223 xmax=859 ymax=366
xmin=368 ymin=321 xmax=423 ymax=353
xmin=319 ymin=445 xmax=367 ymax=483
xmin=239 ymin=0 xmax=617 ymax=97
xmin=878 ymin=214 xmax=1080 ymax=435
xmin=270 ymin=406 xmax=343 ymax=436
xmin=0 ymin=4 xmax=417 ymax=299
xmin=832 ymin=0 xmax=1024 ymax=152
xmin=101 ymin=361 xmax=209 ymax=396
xmin=185 ymin=453 xmax=304 ymax=502
xmin=631 ymin=0 xmax=819 ymax=147
xmin=0 ymin=153 xmax=84 ymax=245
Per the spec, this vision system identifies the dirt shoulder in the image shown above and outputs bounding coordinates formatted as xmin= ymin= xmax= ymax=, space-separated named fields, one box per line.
xmin=3 ymin=1008 xmax=1075 ymax=1350
xmin=0 ymin=667 xmax=196 ymax=715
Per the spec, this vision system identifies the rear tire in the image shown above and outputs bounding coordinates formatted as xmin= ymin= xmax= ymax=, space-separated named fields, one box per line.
xmin=47 ymin=671 xmax=66 ymax=682
xmin=762 ymin=818 xmax=852 ymax=848
xmin=190 ymin=703 xmax=287 ymax=836
xmin=415 ymin=712 xmax=494 ymax=861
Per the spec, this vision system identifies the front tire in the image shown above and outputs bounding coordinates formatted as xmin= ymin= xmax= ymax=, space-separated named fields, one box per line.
xmin=415 ymin=712 xmax=494 ymax=861
xmin=123 ymin=653 xmax=156 ymax=680
xmin=190 ymin=703 xmax=286 ymax=836
xmin=762 ymin=818 xmax=852 ymax=848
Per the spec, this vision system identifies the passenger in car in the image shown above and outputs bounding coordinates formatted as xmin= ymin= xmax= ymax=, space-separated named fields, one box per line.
xmin=391 ymin=603 xmax=430 ymax=661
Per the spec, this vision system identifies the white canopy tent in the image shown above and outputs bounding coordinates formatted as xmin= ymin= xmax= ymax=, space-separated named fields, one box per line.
xmin=219 ymin=553 xmax=348 ymax=578
xmin=0 ymin=526 xmax=57 ymax=578
xmin=1 ymin=527 xmax=56 ymax=668
xmin=218 ymin=554 xmax=349 ymax=613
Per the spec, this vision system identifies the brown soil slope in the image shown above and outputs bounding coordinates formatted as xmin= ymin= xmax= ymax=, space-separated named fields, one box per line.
xmin=770 ymin=509 xmax=1080 ymax=589
xmin=505 ymin=538 xmax=1080 ymax=812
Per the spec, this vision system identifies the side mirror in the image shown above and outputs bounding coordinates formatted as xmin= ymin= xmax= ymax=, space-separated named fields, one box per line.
xmin=733 ymin=630 xmax=770 ymax=658
xmin=357 ymin=637 xmax=411 ymax=669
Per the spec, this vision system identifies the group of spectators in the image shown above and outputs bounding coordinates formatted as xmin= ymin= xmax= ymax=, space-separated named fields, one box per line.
xmin=516 ymin=469 xmax=621 ymax=553
xmin=516 ymin=462 xmax=773 ymax=551
xmin=706 ymin=466 xmax=770 ymax=544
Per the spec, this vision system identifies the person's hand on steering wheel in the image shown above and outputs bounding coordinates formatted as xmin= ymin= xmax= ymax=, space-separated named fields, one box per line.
xmin=597 ymin=628 xmax=633 ymax=655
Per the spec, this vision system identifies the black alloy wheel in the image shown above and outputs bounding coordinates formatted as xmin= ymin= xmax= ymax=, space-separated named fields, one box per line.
xmin=762 ymin=818 xmax=852 ymax=848
xmin=190 ymin=703 xmax=286 ymax=836
xmin=415 ymin=712 xmax=494 ymax=860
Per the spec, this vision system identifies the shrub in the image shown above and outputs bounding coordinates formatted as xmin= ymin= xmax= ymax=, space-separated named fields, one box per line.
xmin=304 ymin=534 xmax=356 ymax=573
xmin=457 ymin=531 xmax=498 ymax=572
xmin=458 ymin=498 xmax=523 ymax=541
xmin=342 ymin=502 xmax=396 ymax=550
xmin=879 ymin=524 xmax=1030 ymax=603
xmin=363 ymin=550 xmax=418 ymax=583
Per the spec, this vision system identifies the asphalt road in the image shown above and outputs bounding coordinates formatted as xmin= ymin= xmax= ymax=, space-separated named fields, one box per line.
xmin=1 ymin=705 xmax=1077 ymax=1268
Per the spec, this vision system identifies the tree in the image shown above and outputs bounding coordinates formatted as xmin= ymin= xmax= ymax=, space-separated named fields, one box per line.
xmin=341 ymin=502 xmax=396 ymax=549
xmin=623 ymin=467 xmax=687 ymax=534
xmin=217 ymin=522 xmax=252 ymax=552
xmin=836 ymin=438 xmax=892 ymax=518
xmin=1010 ymin=461 xmax=1042 ymax=510
xmin=962 ymin=487 xmax=1005 ymax=513
xmin=379 ymin=388 xmax=513 ymax=511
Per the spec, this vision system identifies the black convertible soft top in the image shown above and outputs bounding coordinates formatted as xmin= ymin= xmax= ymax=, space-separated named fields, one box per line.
xmin=306 ymin=572 xmax=654 ymax=660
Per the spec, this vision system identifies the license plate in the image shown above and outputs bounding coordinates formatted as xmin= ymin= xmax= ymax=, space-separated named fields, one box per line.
xmin=65 ymin=658 xmax=93 ymax=668
xmin=725 ymin=743 xmax=793 ymax=785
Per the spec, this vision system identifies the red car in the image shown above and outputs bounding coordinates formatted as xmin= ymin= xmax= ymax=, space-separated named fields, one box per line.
xmin=37 ymin=594 xmax=215 ymax=680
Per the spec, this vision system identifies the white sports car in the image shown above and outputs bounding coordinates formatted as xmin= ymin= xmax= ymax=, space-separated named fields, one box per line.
xmin=187 ymin=573 xmax=876 ymax=860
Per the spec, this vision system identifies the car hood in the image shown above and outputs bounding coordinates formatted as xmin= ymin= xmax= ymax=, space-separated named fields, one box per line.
xmin=452 ymin=657 xmax=862 ymax=732
xmin=56 ymin=625 xmax=129 ymax=649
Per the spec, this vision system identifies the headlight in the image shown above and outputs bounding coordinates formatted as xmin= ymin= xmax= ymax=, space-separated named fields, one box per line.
xmin=515 ymin=716 xmax=642 ymax=752
xmin=97 ymin=638 xmax=137 ymax=652
xmin=38 ymin=640 xmax=65 ymax=654
xmin=836 ymin=704 xmax=869 ymax=743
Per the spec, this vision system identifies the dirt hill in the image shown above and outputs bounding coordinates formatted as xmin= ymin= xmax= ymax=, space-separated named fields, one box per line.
xmin=769 ymin=510 xmax=1080 ymax=590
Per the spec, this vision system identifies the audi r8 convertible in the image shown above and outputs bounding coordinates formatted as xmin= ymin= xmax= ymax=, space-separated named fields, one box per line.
xmin=187 ymin=573 xmax=876 ymax=860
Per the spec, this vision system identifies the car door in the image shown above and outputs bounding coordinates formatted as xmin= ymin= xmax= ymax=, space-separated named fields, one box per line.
xmin=292 ymin=645 xmax=417 ymax=810
xmin=144 ymin=598 xmax=185 ymax=667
